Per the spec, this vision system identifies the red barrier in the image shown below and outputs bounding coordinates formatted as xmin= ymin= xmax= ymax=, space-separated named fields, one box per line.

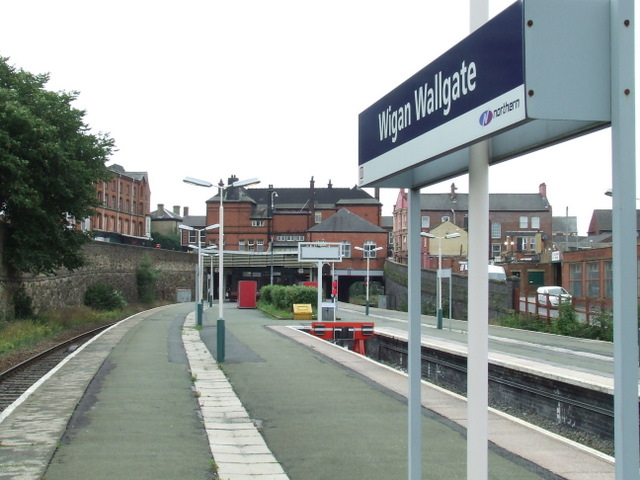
xmin=310 ymin=322 xmax=374 ymax=355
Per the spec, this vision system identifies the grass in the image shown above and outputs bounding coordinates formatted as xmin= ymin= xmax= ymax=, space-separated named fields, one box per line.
xmin=0 ymin=303 xmax=158 ymax=363
xmin=257 ymin=301 xmax=298 ymax=319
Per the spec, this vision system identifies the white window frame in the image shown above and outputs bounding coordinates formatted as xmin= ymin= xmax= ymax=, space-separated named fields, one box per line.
xmin=341 ymin=241 xmax=352 ymax=259
xmin=519 ymin=216 xmax=528 ymax=228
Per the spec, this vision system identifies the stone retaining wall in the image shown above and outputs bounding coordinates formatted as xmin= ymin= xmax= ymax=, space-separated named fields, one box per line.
xmin=0 ymin=242 xmax=196 ymax=315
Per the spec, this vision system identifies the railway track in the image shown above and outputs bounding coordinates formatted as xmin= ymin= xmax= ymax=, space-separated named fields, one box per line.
xmin=0 ymin=323 xmax=116 ymax=413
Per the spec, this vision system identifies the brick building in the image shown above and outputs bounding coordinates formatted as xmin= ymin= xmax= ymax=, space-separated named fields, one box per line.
xmin=182 ymin=176 xmax=385 ymax=299
xmin=91 ymin=164 xmax=151 ymax=244
xmin=392 ymin=183 xmax=558 ymax=290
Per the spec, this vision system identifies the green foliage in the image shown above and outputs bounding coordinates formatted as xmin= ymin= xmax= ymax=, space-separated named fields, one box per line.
xmin=136 ymin=254 xmax=162 ymax=304
xmin=259 ymin=285 xmax=317 ymax=310
xmin=150 ymin=231 xmax=182 ymax=251
xmin=13 ymin=284 xmax=34 ymax=320
xmin=552 ymin=302 xmax=579 ymax=336
xmin=0 ymin=320 xmax=59 ymax=355
xmin=0 ymin=57 xmax=114 ymax=274
xmin=84 ymin=282 xmax=127 ymax=311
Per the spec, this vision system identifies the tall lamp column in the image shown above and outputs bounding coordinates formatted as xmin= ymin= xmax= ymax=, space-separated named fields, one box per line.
xmin=354 ymin=244 xmax=383 ymax=315
xmin=421 ymin=232 xmax=461 ymax=329
xmin=179 ymin=223 xmax=219 ymax=326
xmin=183 ymin=176 xmax=260 ymax=362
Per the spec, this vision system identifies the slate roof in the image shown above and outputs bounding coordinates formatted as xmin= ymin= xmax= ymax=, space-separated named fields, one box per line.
xmin=589 ymin=209 xmax=640 ymax=233
xmin=149 ymin=206 xmax=182 ymax=221
xmin=420 ymin=193 xmax=550 ymax=211
xmin=207 ymin=185 xmax=380 ymax=220
xmin=108 ymin=163 xmax=148 ymax=183
xmin=308 ymin=208 xmax=386 ymax=233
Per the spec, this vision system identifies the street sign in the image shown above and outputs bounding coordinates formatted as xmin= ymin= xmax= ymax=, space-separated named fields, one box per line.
xmin=358 ymin=0 xmax=610 ymax=188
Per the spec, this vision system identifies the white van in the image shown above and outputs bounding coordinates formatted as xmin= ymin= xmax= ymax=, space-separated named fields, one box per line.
xmin=536 ymin=286 xmax=572 ymax=307
xmin=488 ymin=265 xmax=507 ymax=281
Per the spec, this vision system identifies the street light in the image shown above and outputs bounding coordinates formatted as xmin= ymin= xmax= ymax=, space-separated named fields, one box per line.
xmin=178 ymin=223 xmax=219 ymax=326
xmin=183 ymin=175 xmax=260 ymax=362
xmin=421 ymin=231 xmax=461 ymax=329
xmin=354 ymin=243 xmax=384 ymax=315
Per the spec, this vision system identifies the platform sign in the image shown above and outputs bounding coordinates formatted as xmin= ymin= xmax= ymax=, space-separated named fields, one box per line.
xmin=358 ymin=0 xmax=610 ymax=188
xmin=298 ymin=242 xmax=343 ymax=262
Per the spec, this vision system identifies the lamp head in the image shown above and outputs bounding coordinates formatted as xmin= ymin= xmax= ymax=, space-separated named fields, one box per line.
xmin=184 ymin=177 xmax=213 ymax=188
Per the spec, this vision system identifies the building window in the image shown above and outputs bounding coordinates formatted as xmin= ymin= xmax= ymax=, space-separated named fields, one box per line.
xmin=586 ymin=262 xmax=600 ymax=298
xmin=238 ymin=240 xmax=245 ymax=251
xmin=251 ymin=220 xmax=265 ymax=227
xmin=441 ymin=215 xmax=450 ymax=223
xmin=604 ymin=260 xmax=613 ymax=298
xmin=363 ymin=241 xmax=378 ymax=258
xmin=248 ymin=240 xmax=255 ymax=252
xmin=531 ymin=216 xmax=540 ymax=229
xmin=491 ymin=222 xmax=501 ymax=239
xmin=519 ymin=216 xmax=528 ymax=228
xmin=491 ymin=244 xmax=502 ymax=257
xmin=341 ymin=241 xmax=351 ymax=259
xmin=257 ymin=240 xmax=264 ymax=252
xmin=315 ymin=212 xmax=322 ymax=223
xmin=569 ymin=263 xmax=583 ymax=297
xmin=188 ymin=231 xmax=196 ymax=244
xmin=421 ymin=216 xmax=430 ymax=228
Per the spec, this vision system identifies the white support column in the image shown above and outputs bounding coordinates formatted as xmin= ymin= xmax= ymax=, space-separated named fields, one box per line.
xmin=610 ymin=0 xmax=639 ymax=478
xmin=467 ymin=4 xmax=490 ymax=479
xmin=407 ymin=187 xmax=422 ymax=480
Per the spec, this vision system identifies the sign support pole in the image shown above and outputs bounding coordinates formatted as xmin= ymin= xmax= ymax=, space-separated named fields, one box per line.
xmin=467 ymin=2 xmax=489 ymax=479
xmin=610 ymin=0 xmax=639 ymax=478
xmin=407 ymin=187 xmax=422 ymax=480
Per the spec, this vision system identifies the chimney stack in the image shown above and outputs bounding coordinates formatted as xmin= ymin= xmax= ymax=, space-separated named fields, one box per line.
xmin=183 ymin=206 xmax=189 ymax=217
xmin=173 ymin=205 xmax=180 ymax=215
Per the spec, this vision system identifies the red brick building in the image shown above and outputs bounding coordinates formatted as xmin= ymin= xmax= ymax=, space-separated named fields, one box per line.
xmin=182 ymin=176 xmax=385 ymax=299
xmin=92 ymin=164 xmax=151 ymax=244
xmin=393 ymin=183 xmax=553 ymax=266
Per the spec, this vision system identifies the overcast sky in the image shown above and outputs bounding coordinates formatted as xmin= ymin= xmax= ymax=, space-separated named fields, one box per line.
xmin=1 ymin=0 xmax=631 ymax=235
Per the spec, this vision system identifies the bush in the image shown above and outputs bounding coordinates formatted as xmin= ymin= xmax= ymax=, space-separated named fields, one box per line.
xmin=84 ymin=283 xmax=128 ymax=311
xmin=260 ymin=285 xmax=317 ymax=310
xmin=137 ymin=255 xmax=162 ymax=304
xmin=552 ymin=302 xmax=579 ymax=336
xmin=13 ymin=284 xmax=34 ymax=320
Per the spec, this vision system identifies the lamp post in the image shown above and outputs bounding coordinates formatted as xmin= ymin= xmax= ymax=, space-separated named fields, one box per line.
xmin=354 ymin=244 xmax=383 ymax=315
xmin=421 ymin=232 xmax=461 ymax=329
xmin=183 ymin=176 xmax=260 ymax=362
xmin=178 ymin=223 xmax=219 ymax=326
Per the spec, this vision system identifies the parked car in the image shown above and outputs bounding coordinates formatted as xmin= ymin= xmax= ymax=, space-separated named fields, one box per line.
xmin=488 ymin=265 xmax=507 ymax=281
xmin=536 ymin=286 xmax=572 ymax=307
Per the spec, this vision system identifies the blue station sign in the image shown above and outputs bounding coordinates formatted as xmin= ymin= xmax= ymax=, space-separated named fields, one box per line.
xmin=358 ymin=0 xmax=610 ymax=188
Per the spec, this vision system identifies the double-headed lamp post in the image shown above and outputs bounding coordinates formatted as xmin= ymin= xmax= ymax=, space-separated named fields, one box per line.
xmin=183 ymin=176 xmax=260 ymax=362
xmin=178 ymin=223 xmax=219 ymax=326
xmin=354 ymin=244 xmax=383 ymax=315
xmin=420 ymin=232 xmax=461 ymax=329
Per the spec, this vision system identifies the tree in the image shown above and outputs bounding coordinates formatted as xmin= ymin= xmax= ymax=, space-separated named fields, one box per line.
xmin=150 ymin=231 xmax=182 ymax=251
xmin=0 ymin=57 xmax=114 ymax=274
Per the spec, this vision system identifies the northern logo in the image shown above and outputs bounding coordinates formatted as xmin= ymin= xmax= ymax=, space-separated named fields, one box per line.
xmin=479 ymin=110 xmax=493 ymax=126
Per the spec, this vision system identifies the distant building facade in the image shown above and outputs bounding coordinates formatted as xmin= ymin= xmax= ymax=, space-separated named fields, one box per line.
xmin=180 ymin=176 xmax=386 ymax=300
xmin=91 ymin=164 xmax=151 ymax=244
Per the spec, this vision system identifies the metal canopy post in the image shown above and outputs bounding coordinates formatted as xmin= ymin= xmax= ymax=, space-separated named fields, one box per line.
xmin=610 ymin=0 xmax=639 ymax=477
